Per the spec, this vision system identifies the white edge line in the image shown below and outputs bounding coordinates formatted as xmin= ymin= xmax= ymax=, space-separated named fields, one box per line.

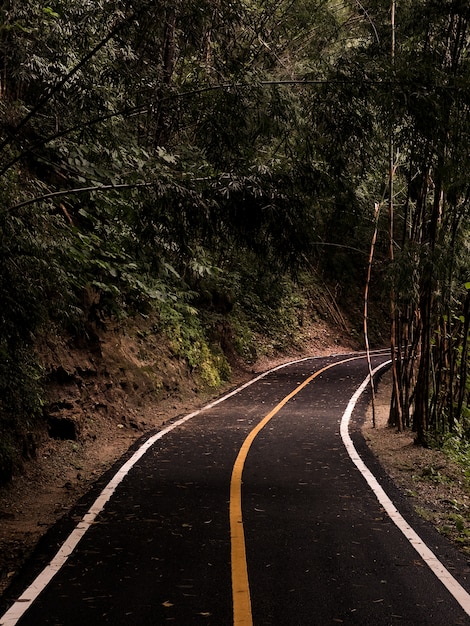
xmin=340 ymin=361 xmax=470 ymax=617
xmin=1 ymin=351 xmax=372 ymax=625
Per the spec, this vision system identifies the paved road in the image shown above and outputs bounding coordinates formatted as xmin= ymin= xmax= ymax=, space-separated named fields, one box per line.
xmin=2 ymin=352 xmax=470 ymax=625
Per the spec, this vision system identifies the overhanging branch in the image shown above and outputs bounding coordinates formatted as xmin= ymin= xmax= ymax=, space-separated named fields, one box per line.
xmin=5 ymin=182 xmax=155 ymax=213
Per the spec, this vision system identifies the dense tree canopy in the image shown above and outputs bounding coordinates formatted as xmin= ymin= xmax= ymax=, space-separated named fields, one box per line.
xmin=0 ymin=0 xmax=469 ymax=480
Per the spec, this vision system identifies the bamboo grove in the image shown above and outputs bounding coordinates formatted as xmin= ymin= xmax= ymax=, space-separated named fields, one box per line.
xmin=0 ymin=0 xmax=469 ymax=478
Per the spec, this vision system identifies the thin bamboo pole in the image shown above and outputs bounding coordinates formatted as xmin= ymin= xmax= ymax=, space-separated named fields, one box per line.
xmin=364 ymin=202 xmax=381 ymax=427
xmin=389 ymin=0 xmax=404 ymax=431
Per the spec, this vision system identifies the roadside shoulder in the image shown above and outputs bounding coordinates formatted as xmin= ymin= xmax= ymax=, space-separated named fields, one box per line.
xmin=363 ymin=371 xmax=470 ymax=559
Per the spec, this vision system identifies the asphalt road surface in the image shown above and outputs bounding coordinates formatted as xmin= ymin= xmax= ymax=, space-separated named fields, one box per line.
xmin=2 ymin=351 xmax=470 ymax=625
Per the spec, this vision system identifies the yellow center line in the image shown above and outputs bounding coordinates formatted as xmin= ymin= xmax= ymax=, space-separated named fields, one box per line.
xmin=229 ymin=355 xmax=362 ymax=625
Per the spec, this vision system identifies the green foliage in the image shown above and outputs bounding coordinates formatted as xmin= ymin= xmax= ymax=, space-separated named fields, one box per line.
xmin=439 ymin=433 xmax=470 ymax=486
xmin=0 ymin=199 xmax=78 ymax=480
xmin=158 ymin=302 xmax=231 ymax=388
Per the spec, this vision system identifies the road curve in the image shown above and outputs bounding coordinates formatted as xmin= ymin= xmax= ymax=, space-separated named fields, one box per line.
xmin=1 ymin=351 xmax=470 ymax=625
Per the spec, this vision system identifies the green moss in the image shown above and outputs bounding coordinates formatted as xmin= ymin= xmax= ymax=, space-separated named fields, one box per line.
xmin=159 ymin=303 xmax=231 ymax=389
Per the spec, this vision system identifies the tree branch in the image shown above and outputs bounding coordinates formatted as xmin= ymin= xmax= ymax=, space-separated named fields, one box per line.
xmin=5 ymin=182 xmax=154 ymax=213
